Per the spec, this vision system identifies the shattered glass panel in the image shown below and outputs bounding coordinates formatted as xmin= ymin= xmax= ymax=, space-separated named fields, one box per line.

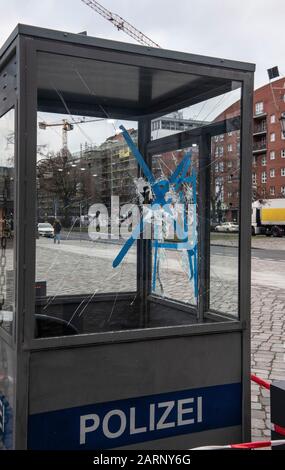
xmin=150 ymin=147 xmax=199 ymax=306
xmin=35 ymin=111 xmax=139 ymax=336
xmin=34 ymin=50 xmax=243 ymax=337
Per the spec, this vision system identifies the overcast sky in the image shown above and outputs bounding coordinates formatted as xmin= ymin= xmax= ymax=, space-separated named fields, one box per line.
xmin=1 ymin=0 xmax=284 ymax=152
xmin=1 ymin=0 xmax=284 ymax=87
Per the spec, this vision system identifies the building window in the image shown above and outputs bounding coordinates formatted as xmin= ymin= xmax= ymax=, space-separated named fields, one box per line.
xmin=161 ymin=120 xmax=171 ymax=130
xmin=219 ymin=146 xmax=224 ymax=156
xmin=219 ymin=135 xmax=224 ymax=142
xmin=270 ymin=151 xmax=275 ymax=160
xmin=255 ymin=102 xmax=264 ymax=115
xmin=215 ymin=163 xmax=219 ymax=173
xmin=281 ymin=186 xmax=285 ymax=196
xmin=281 ymin=149 xmax=285 ymax=158
xmin=227 ymin=131 xmax=232 ymax=136
xmin=261 ymin=171 xmax=267 ymax=183
xmin=151 ymin=121 xmax=161 ymax=131
xmin=252 ymin=156 xmax=256 ymax=165
xmin=270 ymin=114 xmax=276 ymax=124
xmin=227 ymin=161 xmax=233 ymax=168
xmin=228 ymin=192 xmax=232 ymax=198
xmin=219 ymin=162 xmax=224 ymax=172
xmin=281 ymin=168 xmax=285 ymax=176
xmin=270 ymin=169 xmax=275 ymax=178
xmin=270 ymin=186 xmax=275 ymax=196
xmin=227 ymin=144 xmax=233 ymax=152
xmin=270 ymin=133 xmax=275 ymax=142
xmin=228 ymin=175 xmax=232 ymax=183
xmin=252 ymin=173 xmax=257 ymax=184
xmin=261 ymin=155 xmax=267 ymax=166
xmin=281 ymin=132 xmax=285 ymax=140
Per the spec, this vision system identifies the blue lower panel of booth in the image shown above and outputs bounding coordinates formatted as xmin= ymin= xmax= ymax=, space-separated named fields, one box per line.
xmin=28 ymin=383 xmax=241 ymax=450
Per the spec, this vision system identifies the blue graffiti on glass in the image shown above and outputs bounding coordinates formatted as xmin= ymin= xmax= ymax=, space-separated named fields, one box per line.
xmin=112 ymin=125 xmax=198 ymax=298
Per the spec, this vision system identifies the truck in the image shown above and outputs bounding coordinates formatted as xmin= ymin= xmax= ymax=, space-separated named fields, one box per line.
xmin=252 ymin=199 xmax=285 ymax=237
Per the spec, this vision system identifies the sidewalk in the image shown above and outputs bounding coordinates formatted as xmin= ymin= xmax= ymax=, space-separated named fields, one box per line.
xmin=211 ymin=233 xmax=285 ymax=251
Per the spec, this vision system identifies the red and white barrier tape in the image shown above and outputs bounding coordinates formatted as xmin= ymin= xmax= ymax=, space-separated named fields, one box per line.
xmin=272 ymin=423 xmax=285 ymax=436
xmin=251 ymin=374 xmax=270 ymax=390
xmin=192 ymin=375 xmax=285 ymax=450
xmin=251 ymin=374 xmax=285 ymax=436
xmin=191 ymin=439 xmax=285 ymax=450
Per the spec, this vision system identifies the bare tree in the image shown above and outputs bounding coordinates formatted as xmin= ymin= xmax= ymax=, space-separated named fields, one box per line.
xmin=37 ymin=152 xmax=81 ymax=226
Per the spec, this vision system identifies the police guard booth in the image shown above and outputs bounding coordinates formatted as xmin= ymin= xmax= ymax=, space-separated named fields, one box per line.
xmin=0 ymin=25 xmax=254 ymax=450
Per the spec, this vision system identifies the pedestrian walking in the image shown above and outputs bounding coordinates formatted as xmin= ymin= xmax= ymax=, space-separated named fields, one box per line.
xmin=53 ymin=219 xmax=62 ymax=244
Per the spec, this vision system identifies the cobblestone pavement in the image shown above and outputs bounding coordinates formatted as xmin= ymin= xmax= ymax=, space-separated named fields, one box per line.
xmin=251 ymin=285 xmax=285 ymax=441
xmin=34 ymin=237 xmax=285 ymax=443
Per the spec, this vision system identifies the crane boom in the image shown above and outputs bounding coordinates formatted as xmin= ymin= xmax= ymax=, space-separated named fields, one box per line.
xmin=80 ymin=0 xmax=161 ymax=48
xmin=38 ymin=118 xmax=105 ymax=156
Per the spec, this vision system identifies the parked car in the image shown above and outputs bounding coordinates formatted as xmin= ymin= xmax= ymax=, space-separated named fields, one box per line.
xmin=210 ymin=222 xmax=219 ymax=232
xmin=38 ymin=222 xmax=54 ymax=238
xmin=215 ymin=222 xmax=239 ymax=233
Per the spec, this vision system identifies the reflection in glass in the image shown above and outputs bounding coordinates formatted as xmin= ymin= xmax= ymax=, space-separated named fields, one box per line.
xmin=34 ymin=50 xmax=244 ymax=337
xmin=151 ymin=84 xmax=241 ymax=141
xmin=35 ymin=114 xmax=138 ymax=335
xmin=210 ymin=124 xmax=240 ymax=316
xmin=0 ymin=109 xmax=15 ymax=335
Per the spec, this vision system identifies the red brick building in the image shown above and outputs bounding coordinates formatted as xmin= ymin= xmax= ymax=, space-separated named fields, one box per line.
xmin=250 ymin=77 xmax=285 ymax=200
xmin=213 ymin=77 xmax=285 ymax=222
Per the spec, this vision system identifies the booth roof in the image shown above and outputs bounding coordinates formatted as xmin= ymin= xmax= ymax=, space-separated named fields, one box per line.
xmin=0 ymin=24 xmax=255 ymax=119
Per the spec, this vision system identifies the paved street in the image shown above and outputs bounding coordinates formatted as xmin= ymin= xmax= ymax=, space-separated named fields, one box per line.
xmin=251 ymin=285 xmax=285 ymax=441
xmin=35 ymin=233 xmax=285 ymax=442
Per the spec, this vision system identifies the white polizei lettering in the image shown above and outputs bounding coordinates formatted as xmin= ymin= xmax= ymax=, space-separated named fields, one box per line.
xmin=156 ymin=401 xmax=175 ymax=430
xmin=80 ymin=394 xmax=204 ymax=445
xmin=197 ymin=396 xmax=203 ymax=423
xmin=177 ymin=398 xmax=194 ymax=426
xmin=102 ymin=409 xmax=127 ymax=439
xmin=149 ymin=403 xmax=155 ymax=431
xmin=80 ymin=414 xmax=100 ymax=445
xmin=130 ymin=407 xmax=147 ymax=435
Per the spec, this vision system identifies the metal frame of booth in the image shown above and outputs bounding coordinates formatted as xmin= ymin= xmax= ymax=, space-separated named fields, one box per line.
xmin=0 ymin=24 xmax=254 ymax=449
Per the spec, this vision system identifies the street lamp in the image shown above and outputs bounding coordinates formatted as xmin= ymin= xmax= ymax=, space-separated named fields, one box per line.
xmin=280 ymin=112 xmax=285 ymax=137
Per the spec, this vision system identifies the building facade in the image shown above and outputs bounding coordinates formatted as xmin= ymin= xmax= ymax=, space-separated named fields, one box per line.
xmin=211 ymin=77 xmax=285 ymax=223
xmin=151 ymin=111 xmax=208 ymax=140
xmin=251 ymin=77 xmax=285 ymax=200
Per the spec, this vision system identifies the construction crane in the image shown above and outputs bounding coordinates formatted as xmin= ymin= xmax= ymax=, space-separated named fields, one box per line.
xmin=39 ymin=119 xmax=74 ymax=155
xmin=80 ymin=0 xmax=161 ymax=48
xmin=38 ymin=117 xmax=104 ymax=156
